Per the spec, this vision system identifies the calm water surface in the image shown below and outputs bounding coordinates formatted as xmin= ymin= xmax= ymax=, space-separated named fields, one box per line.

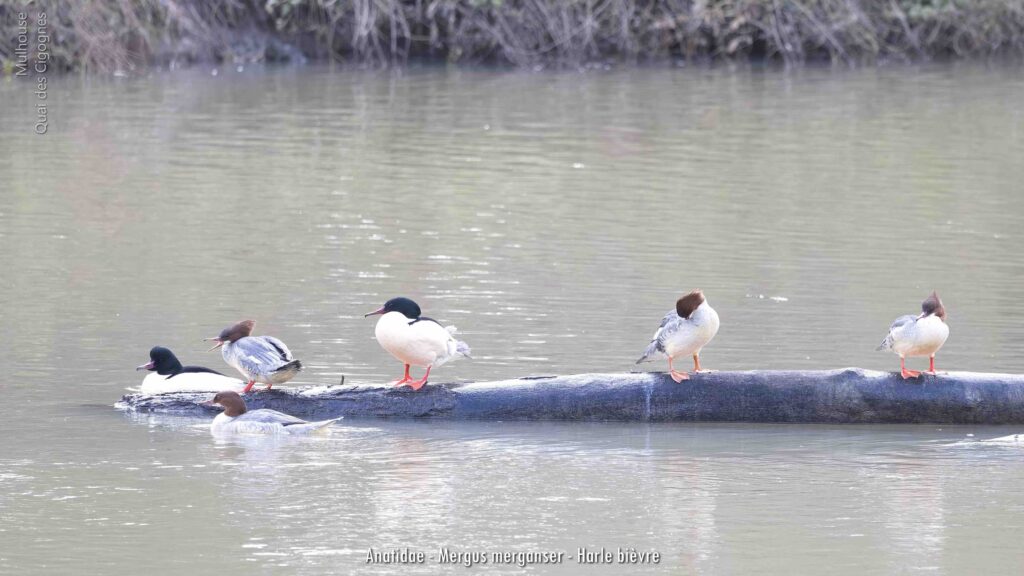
xmin=1 ymin=64 xmax=1024 ymax=574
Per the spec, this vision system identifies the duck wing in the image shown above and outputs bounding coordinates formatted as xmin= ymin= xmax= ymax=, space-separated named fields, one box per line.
xmin=637 ymin=311 xmax=685 ymax=363
xmin=410 ymin=316 xmax=441 ymax=326
xmin=228 ymin=410 xmax=339 ymax=434
xmin=260 ymin=336 xmax=295 ymax=362
xmin=889 ymin=315 xmax=917 ymax=331
xmin=401 ymin=318 xmax=470 ymax=365
xmin=281 ymin=417 xmax=342 ymax=434
xmin=408 ymin=318 xmax=457 ymax=347
xmin=877 ymin=314 xmax=917 ymax=351
xmin=234 ymin=336 xmax=294 ymax=374
xmin=236 ymin=409 xmax=307 ymax=426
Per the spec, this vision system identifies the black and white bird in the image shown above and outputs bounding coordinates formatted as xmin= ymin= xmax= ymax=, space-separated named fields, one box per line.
xmin=135 ymin=346 xmax=246 ymax=394
xmin=364 ymin=297 xmax=471 ymax=391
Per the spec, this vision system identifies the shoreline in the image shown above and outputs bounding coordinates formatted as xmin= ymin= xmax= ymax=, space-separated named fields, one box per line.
xmin=3 ymin=0 xmax=1023 ymax=74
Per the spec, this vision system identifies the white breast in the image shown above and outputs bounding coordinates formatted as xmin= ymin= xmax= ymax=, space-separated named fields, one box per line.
xmin=210 ymin=412 xmax=237 ymax=434
xmin=221 ymin=343 xmax=250 ymax=379
xmin=892 ymin=315 xmax=949 ymax=357
xmin=663 ymin=302 xmax=721 ymax=358
xmin=210 ymin=412 xmax=286 ymax=435
xmin=374 ymin=312 xmax=449 ymax=367
xmin=139 ymin=372 xmax=247 ymax=395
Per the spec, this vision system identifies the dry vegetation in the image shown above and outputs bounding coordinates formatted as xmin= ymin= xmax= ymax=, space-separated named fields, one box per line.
xmin=2 ymin=0 xmax=1024 ymax=72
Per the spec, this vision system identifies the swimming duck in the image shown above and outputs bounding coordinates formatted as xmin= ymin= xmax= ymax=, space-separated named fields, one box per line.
xmin=636 ymin=289 xmax=720 ymax=382
xmin=877 ymin=291 xmax=949 ymax=379
xmin=136 ymin=346 xmax=247 ymax=394
xmin=205 ymin=391 xmax=340 ymax=435
xmin=204 ymin=320 xmax=302 ymax=392
xmin=364 ymin=297 xmax=471 ymax=391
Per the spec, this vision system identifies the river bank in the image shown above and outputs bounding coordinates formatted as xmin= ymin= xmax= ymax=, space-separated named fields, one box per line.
xmin=2 ymin=0 xmax=1023 ymax=73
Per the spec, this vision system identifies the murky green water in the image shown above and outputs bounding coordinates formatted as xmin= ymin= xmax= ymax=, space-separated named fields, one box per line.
xmin=2 ymin=64 xmax=1024 ymax=575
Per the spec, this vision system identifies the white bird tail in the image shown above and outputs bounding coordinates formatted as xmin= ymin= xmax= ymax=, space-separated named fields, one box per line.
xmin=446 ymin=325 xmax=472 ymax=359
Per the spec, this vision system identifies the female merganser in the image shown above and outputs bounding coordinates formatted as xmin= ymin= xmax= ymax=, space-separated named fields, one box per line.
xmin=204 ymin=320 xmax=302 ymax=392
xmin=135 ymin=346 xmax=247 ymax=394
xmin=364 ymin=297 xmax=471 ymax=391
xmin=877 ymin=291 xmax=949 ymax=379
xmin=205 ymin=391 xmax=340 ymax=435
xmin=636 ymin=289 xmax=721 ymax=382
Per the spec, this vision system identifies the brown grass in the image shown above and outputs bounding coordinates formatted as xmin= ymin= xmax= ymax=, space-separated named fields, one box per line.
xmin=2 ymin=0 xmax=1024 ymax=72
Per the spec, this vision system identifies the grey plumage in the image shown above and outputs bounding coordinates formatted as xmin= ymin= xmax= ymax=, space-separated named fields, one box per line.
xmin=233 ymin=409 xmax=307 ymax=425
xmin=224 ymin=335 xmax=303 ymax=384
xmin=207 ymin=390 xmax=337 ymax=434
xmin=877 ymin=315 xmax=917 ymax=351
xmin=636 ymin=311 xmax=680 ymax=364
xmin=212 ymin=409 xmax=341 ymax=434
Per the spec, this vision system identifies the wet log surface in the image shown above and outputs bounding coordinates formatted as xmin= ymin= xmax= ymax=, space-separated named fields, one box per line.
xmin=115 ymin=369 xmax=1024 ymax=424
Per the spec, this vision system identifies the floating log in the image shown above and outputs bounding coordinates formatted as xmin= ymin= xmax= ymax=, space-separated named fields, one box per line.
xmin=115 ymin=369 xmax=1024 ymax=424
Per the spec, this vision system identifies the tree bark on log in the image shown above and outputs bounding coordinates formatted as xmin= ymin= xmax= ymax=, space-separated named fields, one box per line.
xmin=116 ymin=369 xmax=1024 ymax=424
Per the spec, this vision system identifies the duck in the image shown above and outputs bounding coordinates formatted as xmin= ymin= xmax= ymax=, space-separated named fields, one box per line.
xmin=204 ymin=320 xmax=302 ymax=392
xmin=877 ymin=291 xmax=949 ymax=379
xmin=135 ymin=346 xmax=247 ymax=394
xmin=364 ymin=297 xmax=471 ymax=391
xmin=204 ymin=391 xmax=340 ymax=435
xmin=636 ymin=289 xmax=720 ymax=382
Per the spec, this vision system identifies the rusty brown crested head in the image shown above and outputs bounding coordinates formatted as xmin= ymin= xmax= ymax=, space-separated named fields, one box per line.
xmin=205 ymin=320 xmax=255 ymax=350
xmin=921 ymin=292 xmax=946 ymax=322
xmin=209 ymin=391 xmax=247 ymax=417
xmin=676 ymin=290 xmax=706 ymax=319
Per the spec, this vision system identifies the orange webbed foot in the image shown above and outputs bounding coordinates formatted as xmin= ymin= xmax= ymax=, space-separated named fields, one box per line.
xmin=391 ymin=364 xmax=414 ymax=387
xmin=670 ymin=370 xmax=690 ymax=383
xmin=406 ymin=366 xmax=431 ymax=391
xmin=901 ymin=368 xmax=921 ymax=379
xmin=667 ymin=358 xmax=690 ymax=383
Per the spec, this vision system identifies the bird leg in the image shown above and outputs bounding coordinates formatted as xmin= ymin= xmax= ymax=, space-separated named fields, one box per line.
xmin=407 ymin=366 xmax=432 ymax=391
xmin=264 ymin=383 xmax=273 ymax=391
xmin=392 ymin=364 xmax=413 ymax=387
xmin=926 ymin=356 xmax=937 ymax=375
xmin=693 ymin=353 xmax=712 ymax=373
xmin=242 ymin=380 xmax=256 ymax=393
xmin=900 ymin=357 xmax=921 ymax=379
xmin=668 ymin=357 xmax=690 ymax=383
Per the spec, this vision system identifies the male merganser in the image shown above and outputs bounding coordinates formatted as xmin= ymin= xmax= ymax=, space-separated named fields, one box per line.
xmin=364 ymin=297 xmax=471 ymax=391
xmin=636 ymin=289 xmax=721 ymax=382
xmin=204 ymin=320 xmax=302 ymax=392
xmin=205 ymin=391 xmax=340 ymax=435
xmin=877 ymin=291 xmax=949 ymax=379
xmin=135 ymin=346 xmax=247 ymax=394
